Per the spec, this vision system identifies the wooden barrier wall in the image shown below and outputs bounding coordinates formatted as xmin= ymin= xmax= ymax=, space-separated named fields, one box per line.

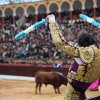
xmin=0 ymin=64 xmax=70 ymax=77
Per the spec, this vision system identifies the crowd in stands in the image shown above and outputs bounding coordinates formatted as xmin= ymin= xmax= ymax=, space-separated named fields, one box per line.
xmin=0 ymin=7 xmax=100 ymax=65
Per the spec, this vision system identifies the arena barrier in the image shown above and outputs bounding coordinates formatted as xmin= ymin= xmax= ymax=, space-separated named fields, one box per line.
xmin=0 ymin=63 xmax=69 ymax=77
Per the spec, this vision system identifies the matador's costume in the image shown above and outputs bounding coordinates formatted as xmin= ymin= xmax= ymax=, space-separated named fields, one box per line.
xmin=49 ymin=22 xmax=100 ymax=100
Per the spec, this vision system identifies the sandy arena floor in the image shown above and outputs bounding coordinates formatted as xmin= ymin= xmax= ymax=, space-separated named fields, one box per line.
xmin=0 ymin=79 xmax=100 ymax=100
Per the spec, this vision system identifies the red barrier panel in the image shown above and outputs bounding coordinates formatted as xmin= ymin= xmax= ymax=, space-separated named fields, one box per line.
xmin=0 ymin=63 xmax=34 ymax=67
xmin=0 ymin=63 xmax=70 ymax=77
xmin=62 ymin=65 xmax=70 ymax=68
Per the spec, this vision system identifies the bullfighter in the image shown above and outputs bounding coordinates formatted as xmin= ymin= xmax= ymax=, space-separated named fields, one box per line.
xmin=45 ymin=14 xmax=100 ymax=100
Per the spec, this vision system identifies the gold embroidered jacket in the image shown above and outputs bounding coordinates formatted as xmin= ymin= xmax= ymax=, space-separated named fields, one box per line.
xmin=49 ymin=22 xmax=100 ymax=83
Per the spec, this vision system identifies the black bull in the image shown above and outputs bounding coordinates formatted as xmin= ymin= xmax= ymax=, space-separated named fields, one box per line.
xmin=35 ymin=71 xmax=68 ymax=94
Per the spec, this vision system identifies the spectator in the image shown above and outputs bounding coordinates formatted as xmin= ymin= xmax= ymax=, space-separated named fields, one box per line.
xmin=0 ymin=11 xmax=100 ymax=65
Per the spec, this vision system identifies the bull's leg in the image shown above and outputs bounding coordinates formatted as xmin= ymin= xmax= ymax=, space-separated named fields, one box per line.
xmin=57 ymin=87 xmax=61 ymax=94
xmin=53 ymin=86 xmax=57 ymax=94
xmin=35 ymin=83 xmax=39 ymax=94
xmin=39 ymin=83 xmax=42 ymax=94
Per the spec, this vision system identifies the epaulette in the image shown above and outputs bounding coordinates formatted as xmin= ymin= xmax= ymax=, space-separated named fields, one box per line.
xmin=78 ymin=47 xmax=94 ymax=64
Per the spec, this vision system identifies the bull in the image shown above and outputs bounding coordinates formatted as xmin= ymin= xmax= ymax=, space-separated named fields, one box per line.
xmin=35 ymin=71 xmax=68 ymax=94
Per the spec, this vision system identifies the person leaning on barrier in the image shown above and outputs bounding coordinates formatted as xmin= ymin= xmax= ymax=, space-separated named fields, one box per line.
xmin=45 ymin=14 xmax=100 ymax=100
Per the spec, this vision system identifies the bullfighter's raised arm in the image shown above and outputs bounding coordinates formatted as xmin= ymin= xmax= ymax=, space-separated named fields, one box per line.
xmin=46 ymin=14 xmax=79 ymax=57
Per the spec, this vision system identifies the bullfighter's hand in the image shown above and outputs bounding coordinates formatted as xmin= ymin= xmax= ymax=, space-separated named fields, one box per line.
xmin=46 ymin=14 xmax=55 ymax=23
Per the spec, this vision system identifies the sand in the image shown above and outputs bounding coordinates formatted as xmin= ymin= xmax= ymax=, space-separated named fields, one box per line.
xmin=0 ymin=79 xmax=100 ymax=100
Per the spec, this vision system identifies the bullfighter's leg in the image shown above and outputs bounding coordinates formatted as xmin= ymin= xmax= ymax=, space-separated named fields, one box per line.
xmin=35 ymin=83 xmax=39 ymax=94
xmin=39 ymin=83 xmax=42 ymax=94
xmin=63 ymin=83 xmax=86 ymax=100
